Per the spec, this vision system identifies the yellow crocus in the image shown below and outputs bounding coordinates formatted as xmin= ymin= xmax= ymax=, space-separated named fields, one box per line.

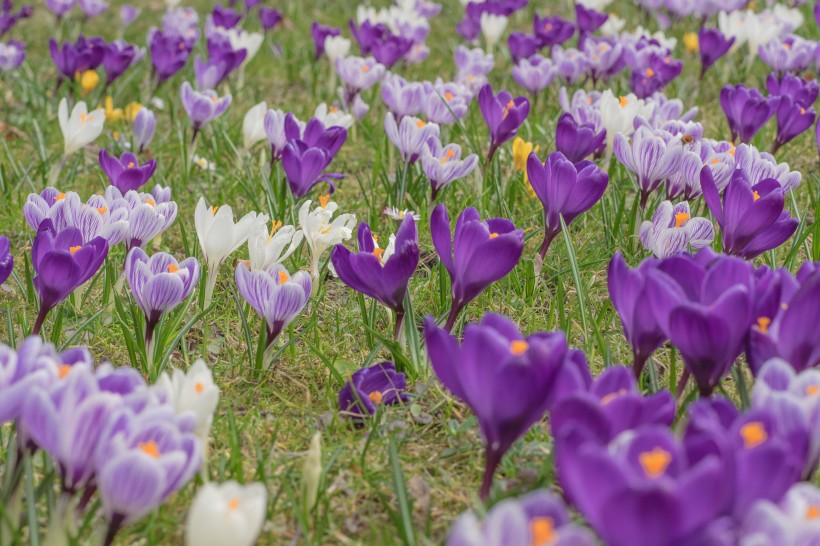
xmin=124 ymin=101 xmax=143 ymax=123
xmin=104 ymin=96 xmax=124 ymax=123
xmin=76 ymin=70 xmax=100 ymax=94
xmin=683 ymin=32 xmax=699 ymax=53
xmin=512 ymin=137 xmax=539 ymax=196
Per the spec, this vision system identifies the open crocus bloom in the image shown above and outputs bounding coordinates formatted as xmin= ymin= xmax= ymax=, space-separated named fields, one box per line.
xmin=246 ymin=220 xmax=303 ymax=271
xmin=156 ymin=359 xmax=220 ymax=442
xmin=185 ymin=481 xmax=267 ymax=546
xmin=298 ymin=197 xmax=356 ymax=285
xmin=58 ymin=97 xmax=105 ymax=157
xmin=639 ymin=201 xmax=714 ymax=259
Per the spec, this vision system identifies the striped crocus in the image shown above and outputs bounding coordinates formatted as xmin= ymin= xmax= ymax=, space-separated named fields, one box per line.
xmin=234 ymin=263 xmax=311 ymax=351
xmin=421 ymin=138 xmax=479 ymax=200
xmin=0 ymin=236 xmax=12 ymax=286
xmin=639 ymin=201 xmax=714 ymax=259
xmin=384 ymin=113 xmax=439 ymax=165
xmin=614 ymin=126 xmax=682 ymax=209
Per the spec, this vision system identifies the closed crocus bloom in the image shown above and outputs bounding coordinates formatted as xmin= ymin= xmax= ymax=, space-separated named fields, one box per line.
xmin=225 ymin=28 xmax=262 ymax=65
xmin=479 ymin=13 xmax=507 ymax=49
xmin=478 ymin=83 xmax=529 ymax=164
xmin=431 ymin=205 xmax=524 ymax=332
xmin=700 ymin=167 xmax=798 ymax=260
xmin=263 ymin=109 xmax=293 ymax=162
xmin=381 ymin=73 xmax=425 ymax=119
xmin=575 ymin=3 xmax=608 ymax=34
xmin=0 ymin=236 xmax=12 ymax=286
xmin=235 ymin=262 xmax=311 ymax=349
xmin=335 ymin=56 xmax=386 ymax=103
xmin=720 ymin=84 xmax=779 ymax=144
xmin=241 ymin=101 xmax=267 ymax=150
xmin=125 ymin=248 xmax=199 ymax=345
xmin=99 ymin=149 xmax=156 ymax=193
xmin=58 ymin=97 xmax=105 ymax=157
xmin=180 ymin=81 xmax=231 ymax=137
xmin=313 ymin=103 xmax=353 ymax=130
xmin=526 ymin=150 xmax=608 ymax=259
xmin=149 ymin=30 xmax=191 ymax=83
xmin=311 ymin=22 xmax=341 ymax=60
xmin=156 ymin=359 xmax=219 ymax=442
xmin=186 ymin=481 xmax=267 ymax=546
xmin=533 ymin=14 xmax=574 ymax=48
xmin=598 ymin=90 xmax=652 ymax=153
xmin=258 ymin=7 xmax=281 ymax=32
xmin=31 ymin=220 xmax=108 ymax=335
xmin=247 ymin=221 xmax=303 ymax=271
xmin=384 ymin=113 xmax=439 ymax=164
xmin=558 ymin=425 xmax=728 ymax=546
xmin=639 ymin=201 xmax=714 ymax=259
xmin=647 ymin=251 xmax=755 ymax=396
xmin=281 ymin=141 xmax=344 ymax=198
xmin=133 ymin=107 xmax=156 ymax=153
xmin=0 ymin=337 xmax=65 ymax=425
xmin=614 ymin=126 xmax=682 ymax=209
xmin=507 ymin=32 xmax=541 ymax=64
xmin=772 ymin=95 xmax=816 ymax=154
xmin=331 ymin=216 xmax=419 ymax=335
xmin=298 ymin=197 xmax=356 ymax=285
xmin=23 ymin=187 xmax=67 ymax=231
xmin=421 ymin=139 xmax=478 ymax=200
xmin=767 ymin=73 xmax=819 ymax=108
xmin=0 ymin=40 xmax=26 ymax=71
xmin=338 ymin=361 xmax=407 ymax=420
xmin=102 ymin=40 xmax=143 ymax=85
xmin=120 ymin=3 xmax=139 ymax=25
xmin=193 ymin=48 xmax=246 ymax=91
xmin=425 ymin=314 xmax=590 ymax=499
xmin=607 ymin=253 xmax=668 ymax=377
xmin=555 ymin=112 xmax=605 ymax=163
xmin=511 ymin=55 xmax=557 ymax=96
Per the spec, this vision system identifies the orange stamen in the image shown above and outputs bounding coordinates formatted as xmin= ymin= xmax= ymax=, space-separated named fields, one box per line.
xmin=195 ymin=382 xmax=204 ymax=394
xmin=510 ymin=340 xmax=529 ymax=355
xmin=58 ymin=364 xmax=72 ymax=379
xmin=674 ymin=212 xmax=690 ymax=228
xmin=139 ymin=441 xmax=160 ymax=459
xmin=757 ymin=316 xmax=771 ymax=334
xmin=619 ymin=96 xmax=628 ymax=107
xmin=168 ymin=264 xmax=180 ymax=273
xmin=639 ymin=447 xmax=671 ymax=478
xmin=319 ymin=194 xmax=331 ymax=208
xmin=530 ymin=517 xmax=556 ymax=546
xmin=369 ymin=391 xmax=383 ymax=404
xmin=277 ymin=271 xmax=289 ymax=284
xmin=69 ymin=245 xmax=82 ymax=254
xmin=740 ymin=422 xmax=767 ymax=448
xmin=228 ymin=498 xmax=240 ymax=510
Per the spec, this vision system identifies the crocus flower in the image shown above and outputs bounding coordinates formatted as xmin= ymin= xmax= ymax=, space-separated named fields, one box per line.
xmin=740 ymin=483 xmax=820 ymax=545
xmin=78 ymin=0 xmax=106 ymax=18
xmin=180 ymin=81 xmax=231 ymax=140
xmin=772 ymin=95 xmax=816 ymax=154
xmin=511 ymin=55 xmax=557 ymax=97
xmin=507 ymin=32 xmax=541 ymax=64
xmin=119 ymin=4 xmax=138 ymax=26
xmin=31 ymin=220 xmax=108 ymax=335
xmin=526 ymin=151 xmax=608 ymax=259
xmin=381 ymin=73 xmax=425 ymax=119
xmin=384 ymin=113 xmax=439 ymax=165
xmin=0 ymin=235 xmax=12 ymax=285
xmin=195 ymin=198 xmax=267 ymax=307
xmin=575 ymin=3 xmax=607 ymax=34
xmin=335 ymin=56 xmax=385 ymax=104
xmin=107 ymin=188 xmax=177 ymax=251
xmin=647 ymin=250 xmax=754 ymax=396
xmin=125 ymin=248 xmax=199 ymax=348
xmin=425 ymin=313 xmax=590 ymax=499
xmin=324 ymin=35 xmax=351 ymax=64
xmin=331 ymin=216 xmax=419 ymax=337
xmin=95 ymin=405 xmax=201 ymax=534
xmin=337 ymin=362 xmax=407 ymax=420
xmin=313 ymin=103 xmax=353 ymax=130
xmin=720 ymin=84 xmax=780 ymax=144
xmin=766 ymin=73 xmax=819 ymax=108
xmin=421 ymin=139 xmax=479 ymax=200
xmin=133 ymin=108 xmax=156 ymax=153
xmin=0 ymin=337 xmax=67 ymax=426
xmin=700 ymin=167 xmax=798 ymax=260
xmin=210 ymin=4 xmax=241 ymax=28
xmin=447 ymin=489 xmax=596 ymax=546
xmin=223 ymin=28 xmax=262 ymax=66
xmin=246 ymin=221 xmax=303 ymax=271
xmin=697 ymin=28 xmax=734 ymax=80
xmin=733 ymin=142 xmax=801 ymax=191
xmin=156 ymin=359 xmax=220 ymax=444
xmin=614 ymin=126 xmax=682 ymax=209
xmin=639 ymin=201 xmax=714 ymax=259
xmin=554 ymin=112 xmax=605 ymax=164
xmin=241 ymin=101 xmax=267 ymax=150
xmin=258 ymin=7 xmax=282 ymax=32
xmin=281 ymin=141 xmax=344 ymax=198
xmin=298 ymin=197 xmax=356 ymax=286
xmin=193 ymin=46 xmax=246 ymax=91
xmin=49 ymin=35 xmax=105 ymax=82
xmin=552 ymin=46 xmax=591 ymax=86
xmin=185 ymin=481 xmax=267 ymax=546
xmin=235 ymin=262 xmax=311 ymax=349
xmin=533 ymin=14 xmax=574 ymax=48
xmin=102 ymin=40 xmax=142 ymax=85
xmin=557 ymin=425 xmax=728 ymax=546
xmin=99 ymin=150 xmax=156 ymax=193
xmin=479 ymin=13 xmax=507 ymax=49
xmin=759 ymin=35 xmax=815 ymax=78
xmin=598 ymin=90 xmax=652 ymax=153
xmin=149 ymin=30 xmax=191 ymax=84
xmin=45 ymin=0 xmax=73 ymax=18
xmin=58 ymin=97 xmax=105 ymax=157
xmin=423 ymin=80 xmax=471 ymax=124
xmin=54 ymin=192 xmax=128 ymax=246
xmin=477 ymin=83 xmax=529 ymax=165
xmin=431 ymin=205 xmax=524 ymax=331
xmin=311 ymin=22 xmax=341 ymax=60
xmin=263 ymin=109 xmax=293 ymax=162
xmin=0 ymin=40 xmax=25 ymax=71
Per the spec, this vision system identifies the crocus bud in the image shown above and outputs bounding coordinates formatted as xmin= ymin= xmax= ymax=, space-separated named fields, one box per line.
xmin=133 ymin=107 xmax=156 ymax=153
xmin=301 ymin=432 xmax=322 ymax=513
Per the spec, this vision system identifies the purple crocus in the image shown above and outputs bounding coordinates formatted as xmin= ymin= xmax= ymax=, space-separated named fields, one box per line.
xmin=384 ymin=113 xmax=440 ymax=165
xmin=234 ymin=263 xmax=311 ymax=348
xmin=477 ymin=83 xmax=529 ymax=165
xmin=31 ymin=220 xmax=108 ymax=335
xmin=331 ymin=216 xmax=419 ymax=337
xmin=431 ymin=205 xmax=524 ymax=332
xmin=133 ymin=108 xmax=156 ymax=153
xmin=0 ymin=40 xmax=25 ymax=71
xmin=311 ymin=22 xmax=341 ymax=60
xmin=700 ymin=167 xmax=798 ymax=260
xmin=766 ymin=73 xmax=819 ymax=107
xmin=370 ymin=33 xmax=413 ymax=69
xmin=149 ymin=30 xmax=191 ymax=84
xmin=281 ymin=140 xmax=344 ymax=198
xmin=335 ymin=56 xmax=385 ymax=104
xmin=0 ymin=235 xmax=12 ymax=285
xmin=647 ymin=250 xmax=754 ymax=396
xmin=102 ymin=40 xmax=142 ymax=85
xmin=78 ymin=0 xmax=106 ymax=18
xmin=698 ymin=28 xmax=734 ymax=80
xmin=49 ymin=35 xmax=105 ymax=82
xmin=424 ymin=313 xmax=590 ymax=500
xmin=422 ymin=80 xmax=471 ymax=125
xmin=526 ymin=150 xmax=608 ymax=259
xmin=639 ymin=201 xmax=715 ymax=259
xmin=381 ymin=73 xmax=425 ymax=119
xmin=125 ymin=248 xmax=200 ymax=346
xmin=740 ymin=483 xmax=820 ymax=544
xmin=720 ymin=84 xmax=780 ymax=144
xmin=532 ymin=14 xmax=574 ymax=49
xmin=338 ymin=362 xmax=407 ymax=420
xmin=119 ymin=4 xmax=138 ymax=26
xmin=575 ymin=3 xmax=607 ymax=35
xmin=554 ymin=112 xmax=605 ymax=163
xmin=45 ymin=0 xmax=73 ymax=18
xmin=210 ymin=4 xmax=241 ymax=28
xmin=772 ymin=95 xmax=816 ymax=154
xmin=447 ymin=489 xmax=597 ymax=546
xmin=511 ymin=55 xmax=557 ymax=97
xmin=258 ymin=7 xmax=282 ymax=32
xmin=194 ymin=35 xmax=246 ymax=90
xmin=614 ymin=126 xmax=682 ymax=209
xmin=421 ymin=139 xmax=479 ymax=200
xmin=98 ymin=150 xmax=156 ymax=193
xmin=507 ymin=32 xmax=541 ymax=64
xmin=180 ymin=81 xmax=231 ymax=140
xmin=552 ymin=46 xmax=591 ymax=85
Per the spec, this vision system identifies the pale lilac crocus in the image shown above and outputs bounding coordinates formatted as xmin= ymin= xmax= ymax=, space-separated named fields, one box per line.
xmin=639 ymin=201 xmax=715 ymax=259
xmin=511 ymin=55 xmax=557 ymax=97
xmin=384 ymin=113 xmax=440 ymax=164
xmin=180 ymin=81 xmax=232 ymax=142
xmin=421 ymin=139 xmax=479 ymax=200
xmin=614 ymin=126 xmax=682 ymax=209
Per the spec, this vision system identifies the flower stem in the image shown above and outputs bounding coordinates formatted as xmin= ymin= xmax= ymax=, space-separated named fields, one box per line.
xmin=632 ymin=352 xmax=649 ymax=379
xmin=538 ymin=229 xmax=558 ymax=260
xmin=101 ymin=514 xmax=124 ymax=546
xmin=203 ymin=266 xmax=218 ymax=310
xmin=443 ymin=305 xmax=461 ymax=334
xmin=479 ymin=447 xmax=502 ymax=501
xmin=32 ymin=304 xmax=49 ymax=336
xmin=393 ymin=307 xmax=405 ymax=343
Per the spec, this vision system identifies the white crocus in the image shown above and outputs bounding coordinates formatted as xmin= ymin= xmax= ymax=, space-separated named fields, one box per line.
xmin=247 ymin=220 xmax=304 ymax=271
xmin=719 ymin=10 xmax=783 ymax=66
xmin=598 ymin=90 xmax=654 ymax=154
xmin=58 ymin=98 xmax=105 ymax=157
xmin=185 ymin=481 xmax=267 ymax=546
xmin=242 ymin=101 xmax=267 ymax=150
xmin=600 ymin=14 xmax=625 ymax=37
xmin=314 ymin=103 xmax=353 ymax=129
xmin=324 ymin=35 xmax=351 ymax=64
xmin=576 ymin=0 xmax=613 ymax=9
xmin=195 ymin=197 xmax=268 ymax=307
xmin=298 ymin=197 xmax=356 ymax=290
xmin=226 ymin=28 xmax=263 ymax=65
xmin=480 ymin=13 xmax=507 ymax=50
xmin=155 ymin=359 xmax=220 ymax=442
